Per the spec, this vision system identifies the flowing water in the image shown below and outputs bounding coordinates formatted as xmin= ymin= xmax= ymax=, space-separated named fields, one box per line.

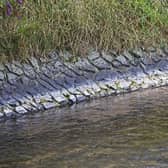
xmin=0 ymin=87 xmax=168 ymax=168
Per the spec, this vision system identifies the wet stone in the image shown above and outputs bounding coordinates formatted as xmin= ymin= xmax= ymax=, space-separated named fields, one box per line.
xmin=37 ymin=79 xmax=55 ymax=91
xmin=163 ymin=47 xmax=168 ymax=55
xmin=94 ymin=70 xmax=112 ymax=81
xmin=76 ymin=66 xmax=96 ymax=78
xmin=15 ymin=106 xmax=27 ymax=114
xmin=76 ymin=59 xmax=97 ymax=71
xmin=150 ymin=53 xmax=162 ymax=63
xmin=0 ymin=98 xmax=4 ymax=105
xmin=158 ymin=60 xmax=168 ymax=71
xmin=4 ymin=107 xmax=15 ymax=117
xmin=90 ymin=82 xmax=101 ymax=93
xmin=0 ymin=71 xmax=4 ymax=80
xmin=112 ymin=60 xmax=123 ymax=67
xmin=7 ymin=98 xmax=19 ymax=107
xmin=48 ymin=51 xmax=59 ymax=60
xmin=68 ymin=87 xmax=80 ymax=95
xmin=45 ymin=63 xmax=59 ymax=74
xmin=28 ymin=57 xmax=40 ymax=71
xmin=22 ymin=104 xmax=36 ymax=112
xmin=141 ymin=56 xmax=154 ymax=65
xmin=58 ymin=77 xmax=73 ymax=89
xmin=13 ymin=94 xmax=29 ymax=104
xmin=123 ymin=51 xmax=134 ymax=61
xmin=0 ymin=64 xmax=5 ymax=71
xmin=115 ymin=55 xmax=129 ymax=65
xmin=127 ymin=66 xmax=145 ymax=77
xmin=101 ymin=52 xmax=115 ymax=63
xmin=129 ymin=49 xmax=145 ymax=58
xmin=5 ymin=63 xmax=23 ymax=76
xmin=88 ymin=51 xmax=100 ymax=60
xmin=23 ymin=64 xmax=37 ymax=79
xmin=67 ymin=94 xmax=76 ymax=103
xmin=54 ymin=61 xmax=64 ymax=70
xmin=51 ymin=92 xmax=67 ymax=104
xmin=147 ymin=46 xmax=157 ymax=52
xmin=118 ymin=79 xmax=130 ymax=89
xmin=89 ymin=57 xmax=111 ymax=70
xmin=19 ymin=76 xmax=30 ymax=85
xmin=78 ymin=87 xmax=90 ymax=97
xmin=0 ymin=49 xmax=168 ymax=120
xmin=76 ymin=95 xmax=86 ymax=103
xmin=74 ymin=76 xmax=85 ymax=86
xmin=7 ymin=72 xmax=18 ymax=82
xmin=43 ymin=102 xmax=57 ymax=109
xmin=108 ymin=71 xmax=121 ymax=80
xmin=41 ymin=94 xmax=53 ymax=102
xmin=64 ymin=64 xmax=81 ymax=76
xmin=144 ymin=64 xmax=158 ymax=74
xmin=39 ymin=74 xmax=58 ymax=87
xmin=0 ymin=112 xmax=4 ymax=118
xmin=59 ymin=51 xmax=74 ymax=62
xmin=26 ymin=87 xmax=39 ymax=96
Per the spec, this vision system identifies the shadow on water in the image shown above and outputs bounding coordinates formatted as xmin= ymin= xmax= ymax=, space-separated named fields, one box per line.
xmin=0 ymin=87 xmax=168 ymax=168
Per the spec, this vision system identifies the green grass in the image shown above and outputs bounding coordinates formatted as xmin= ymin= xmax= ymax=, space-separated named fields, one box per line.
xmin=0 ymin=0 xmax=168 ymax=62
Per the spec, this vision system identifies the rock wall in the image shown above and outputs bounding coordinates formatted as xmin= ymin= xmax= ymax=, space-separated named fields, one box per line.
xmin=0 ymin=48 xmax=168 ymax=119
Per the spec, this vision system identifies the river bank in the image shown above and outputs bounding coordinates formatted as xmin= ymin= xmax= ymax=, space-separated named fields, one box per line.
xmin=0 ymin=47 xmax=168 ymax=120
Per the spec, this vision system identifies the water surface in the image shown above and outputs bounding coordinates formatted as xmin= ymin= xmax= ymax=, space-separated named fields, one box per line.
xmin=0 ymin=87 xmax=168 ymax=168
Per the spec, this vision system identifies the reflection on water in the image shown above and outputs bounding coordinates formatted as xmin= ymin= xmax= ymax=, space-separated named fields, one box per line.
xmin=0 ymin=87 xmax=168 ymax=168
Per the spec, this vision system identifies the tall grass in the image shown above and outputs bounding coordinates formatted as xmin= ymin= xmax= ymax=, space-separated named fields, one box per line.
xmin=0 ymin=0 xmax=168 ymax=62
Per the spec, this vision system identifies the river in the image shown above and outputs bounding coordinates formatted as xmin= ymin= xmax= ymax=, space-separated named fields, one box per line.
xmin=0 ymin=87 xmax=168 ymax=168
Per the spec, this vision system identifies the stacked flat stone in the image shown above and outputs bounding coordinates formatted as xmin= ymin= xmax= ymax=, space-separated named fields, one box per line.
xmin=0 ymin=48 xmax=168 ymax=119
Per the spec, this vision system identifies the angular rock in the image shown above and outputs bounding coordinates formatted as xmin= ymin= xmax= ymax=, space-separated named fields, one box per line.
xmin=3 ymin=106 xmax=15 ymax=117
xmin=0 ymin=71 xmax=4 ymax=81
xmin=0 ymin=112 xmax=4 ymax=118
xmin=0 ymin=48 xmax=168 ymax=120
xmin=15 ymin=106 xmax=27 ymax=114
xmin=43 ymin=102 xmax=58 ymax=109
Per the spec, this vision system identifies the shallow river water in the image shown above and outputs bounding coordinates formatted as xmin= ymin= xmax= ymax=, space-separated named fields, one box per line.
xmin=0 ymin=87 xmax=168 ymax=168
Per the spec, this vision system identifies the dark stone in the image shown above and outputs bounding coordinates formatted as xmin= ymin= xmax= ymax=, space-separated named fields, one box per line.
xmin=158 ymin=60 xmax=168 ymax=71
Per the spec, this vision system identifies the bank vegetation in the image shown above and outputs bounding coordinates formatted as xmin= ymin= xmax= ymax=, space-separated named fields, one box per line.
xmin=0 ymin=0 xmax=168 ymax=62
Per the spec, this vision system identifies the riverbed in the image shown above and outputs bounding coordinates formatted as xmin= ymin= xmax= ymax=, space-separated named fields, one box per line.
xmin=0 ymin=87 xmax=168 ymax=168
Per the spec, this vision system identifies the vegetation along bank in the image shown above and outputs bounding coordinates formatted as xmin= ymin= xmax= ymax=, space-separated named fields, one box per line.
xmin=0 ymin=0 xmax=168 ymax=62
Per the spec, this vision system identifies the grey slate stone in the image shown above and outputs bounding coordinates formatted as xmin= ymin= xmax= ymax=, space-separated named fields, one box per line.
xmin=0 ymin=65 xmax=5 ymax=71
xmin=141 ymin=56 xmax=154 ymax=65
xmin=158 ymin=60 xmax=168 ymax=71
xmin=147 ymin=47 xmax=157 ymax=52
xmin=43 ymin=102 xmax=57 ymax=109
xmin=0 ymin=49 xmax=168 ymax=120
xmin=7 ymin=72 xmax=18 ymax=82
xmin=88 ymin=51 xmax=100 ymax=61
xmin=23 ymin=64 xmax=37 ymax=79
xmin=4 ymin=107 xmax=15 ymax=117
xmin=163 ymin=47 xmax=168 ymax=55
xmin=129 ymin=49 xmax=145 ymax=58
xmin=5 ymin=63 xmax=23 ymax=75
xmin=0 ymin=112 xmax=4 ymax=118
xmin=115 ymin=55 xmax=129 ymax=65
xmin=0 ymin=71 xmax=4 ymax=80
xmin=15 ymin=106 xmax=27 ymax=114
xmin=101 ymin=52 xmax=114 ymax=63
xmin=28 ymin=57 xmax=40 ymax=71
